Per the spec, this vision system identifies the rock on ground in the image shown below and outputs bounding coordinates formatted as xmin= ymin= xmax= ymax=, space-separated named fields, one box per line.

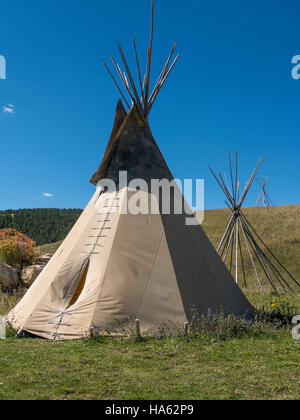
xmin=35 ymin=254 xmax=52 ymax=266
xmin=21 ymin=265 xmax=43 ymax=287
xmin=21 ymin=253 xmax=53 ymax=288
xmin=0 ymin=257 xmax=19 ymax=291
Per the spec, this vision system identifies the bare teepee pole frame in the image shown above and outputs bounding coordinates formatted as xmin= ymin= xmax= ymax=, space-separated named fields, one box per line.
xmin=100 ymin=1 xmax=179 ymax=121
xmin=255 ymin=177 xmax=274 ymax=208
xmin=210 ymin=154 xmax=300 ymax=295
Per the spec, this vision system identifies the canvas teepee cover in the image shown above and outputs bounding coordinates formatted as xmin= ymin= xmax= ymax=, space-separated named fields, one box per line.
xmin=6 ymin=103 xmax=254 ymax=340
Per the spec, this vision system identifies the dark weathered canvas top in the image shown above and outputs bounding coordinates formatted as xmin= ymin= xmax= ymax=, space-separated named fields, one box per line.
xmin=90 ymin=100 xmax=173 ymax=186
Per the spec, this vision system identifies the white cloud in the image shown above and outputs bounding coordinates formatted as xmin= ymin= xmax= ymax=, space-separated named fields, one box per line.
xmin=3 ymin=104 xmax=15 ymax=114
xmin=42 ymin=193 xmax=54 ymax=198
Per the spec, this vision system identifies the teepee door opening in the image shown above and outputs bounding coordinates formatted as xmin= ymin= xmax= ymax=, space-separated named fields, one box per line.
xmin=69 ymin=261 xmax=90 ymax=307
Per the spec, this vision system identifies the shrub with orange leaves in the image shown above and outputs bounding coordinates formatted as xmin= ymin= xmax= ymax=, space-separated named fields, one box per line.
xmin=0 ymin=229 xmax=36 ymax=269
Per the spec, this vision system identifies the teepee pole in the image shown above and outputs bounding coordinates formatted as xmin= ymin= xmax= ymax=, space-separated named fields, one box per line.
xmin=259 ymin=253 xmax=291 ymax=292
xmin=223 ymin=172 xmax=234 ymax=200
xmin=240 ymin=215 xmax=291 ymax=293
xmin=100 ymin=57 xmax=131 ymax=109
xmin=235 ymin=220 xmax=239 ymax=284
xmin=241 ymin=212 xmax=300 ymax=288
xmin=255 ymin=190 xmax=263 ymax=207
xmin=266 ymin=192 xmax=274 ymax=207
xmin=239 ymin=218 xmax=265 ymax=295
xmin=209 ymin=167 xmax=232 ymax=205
xmin=144 ymin=0 xmax=155 ymax=117
xmin=147 ymin=54 xmax=179 ymax=114
xmin=220 ymin=225 xmax=234 ymax=260
xmin=219 ymin=172 xmax=234 ymax=205
xmin=228 ymin=153 xmax=236 ymax=203
xmin=238 ymin=226 xmax=247 ymax=288
xmin=229 ymin=225 xmax=235 ymax=274
xmin=237 ymin=181 xmax=240 ymax=203
xmin=117 ymin=43 xmax=144 ymax=113
xmin=240 ymin=217 xmax=279 ymax=294
xmin=220 ymin=224 xmax=233 ymax=259
xmin=132 ymin=35 xmax=145 ymax=106
xmin=238 ymin=157 xmax=265 ymax=207
xmin=148 ymin=42 xmax=177 ymax=103
xmin=110 ymin=55 xmax=136 ymax=105
xmin=217 ymin=213 xmax=235 ymax=252
xmin=234 ymin=152 xmax=238 ymax=204
xmin=223 ymin=223 xmax=236 ymax=262
xmin=110 ymin=54 xmax=136 ymax=107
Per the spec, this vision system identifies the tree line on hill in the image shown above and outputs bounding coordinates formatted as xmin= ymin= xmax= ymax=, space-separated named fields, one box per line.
xmin=0 ymin=209 xmax=82 ymax=245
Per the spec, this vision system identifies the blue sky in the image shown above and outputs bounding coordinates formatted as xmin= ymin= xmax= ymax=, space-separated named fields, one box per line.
xmin=0 ymin=0 xmax=299 ymax=211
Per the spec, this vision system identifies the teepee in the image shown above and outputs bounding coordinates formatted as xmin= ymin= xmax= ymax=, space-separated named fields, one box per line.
xmin=6 ymin=2 xmax=254 ymax=340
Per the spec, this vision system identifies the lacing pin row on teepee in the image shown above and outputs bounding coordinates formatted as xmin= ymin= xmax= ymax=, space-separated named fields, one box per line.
xmin=86 ymin=191 xmax=120 ymax=256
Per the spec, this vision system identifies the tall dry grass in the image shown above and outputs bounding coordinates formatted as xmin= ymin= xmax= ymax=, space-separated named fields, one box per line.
xmin=200 ymin=205 xmax=300 ymax=295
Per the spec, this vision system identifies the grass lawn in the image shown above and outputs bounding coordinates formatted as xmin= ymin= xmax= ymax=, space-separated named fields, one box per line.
xmin=0 ymin=291 xmax=299 ymax=400
xmin=0 ymin=329 xmax=299 ymax=400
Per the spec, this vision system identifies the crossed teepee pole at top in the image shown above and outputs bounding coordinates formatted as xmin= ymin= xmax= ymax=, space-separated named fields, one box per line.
xmin=100 ymin=1 xmax=179 ymax=121
xmin=209 ymin=153 xmax=300 ymax=295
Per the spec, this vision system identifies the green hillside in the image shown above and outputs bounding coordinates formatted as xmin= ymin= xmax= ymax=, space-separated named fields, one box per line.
xmin=0 ymin=208 xmax=82 ymax=245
